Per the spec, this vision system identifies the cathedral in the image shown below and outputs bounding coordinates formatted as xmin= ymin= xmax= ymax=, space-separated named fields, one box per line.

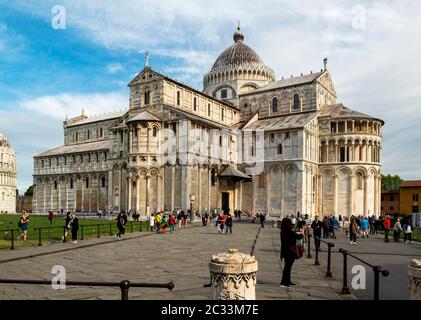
xmin=0 ymin=131 xmax=17 ymax=213
xmin=33 ymin=25 xmax=384 ymax=218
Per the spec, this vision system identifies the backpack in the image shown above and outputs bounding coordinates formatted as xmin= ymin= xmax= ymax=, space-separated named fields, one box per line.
xmin=291 ymin=243 xmax=304 ymax=259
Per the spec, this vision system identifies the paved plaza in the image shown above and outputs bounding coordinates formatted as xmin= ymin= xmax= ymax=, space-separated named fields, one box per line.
xmin=0 ymin=221 xmax=419 ymax=300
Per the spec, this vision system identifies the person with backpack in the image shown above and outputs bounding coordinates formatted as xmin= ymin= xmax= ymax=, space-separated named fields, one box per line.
xmin=115 ymin=211 xmax=127 ymax=239
xmin=349 ymin=218 xmax=358 ymax=245
xmin=18 ymin=211 xmax=30 ymax=241
xmin=322 ymin=216 xmax=331 ymax=238
xmin=70 ymin=213 xmax=79 ymax=244
xmin=280 ymin=217 xmax=303 ymax=288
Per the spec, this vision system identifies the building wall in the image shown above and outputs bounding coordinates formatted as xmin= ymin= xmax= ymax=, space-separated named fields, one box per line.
xmin=400 ymin=187 xmax=421 ymax=214
xmin=381 ymin=191 xmax=400 ymax=215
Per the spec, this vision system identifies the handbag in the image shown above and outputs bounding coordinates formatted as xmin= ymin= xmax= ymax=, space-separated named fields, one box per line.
xmin=291 ymin=243 xmax=304 ymax=259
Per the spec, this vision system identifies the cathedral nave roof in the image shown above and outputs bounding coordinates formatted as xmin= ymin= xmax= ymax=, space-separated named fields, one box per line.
xmin=242 ymin=111 xmax=318 ymax=131
xmin=240 ymin=71 xmax=324 ymax=96
xmin=35 ymin=140 xmax=109 ymax=157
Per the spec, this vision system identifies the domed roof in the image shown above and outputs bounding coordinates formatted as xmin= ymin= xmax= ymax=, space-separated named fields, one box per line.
xmin=211 ymin=25 xmax=265 ymax=71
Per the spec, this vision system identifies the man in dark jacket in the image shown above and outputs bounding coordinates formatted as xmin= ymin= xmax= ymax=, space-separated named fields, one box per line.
xmin=260 ymin=214 xmax=266 ymax=228
xmin=115 ymin=211 xmax=127 ymax=239
xmin=70 ymin=213 xmax=79 ymax=244
xmin=311 ymin=216 xmax=323 ymax=251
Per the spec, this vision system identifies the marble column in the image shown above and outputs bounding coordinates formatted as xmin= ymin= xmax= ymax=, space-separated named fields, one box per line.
xmin=333 ymin=174 xmax=338 ymax=215
xmin=128 ymin=177 xmax=132 ymax=212
xmin=363 ymin=176 xmax=368 ymax=216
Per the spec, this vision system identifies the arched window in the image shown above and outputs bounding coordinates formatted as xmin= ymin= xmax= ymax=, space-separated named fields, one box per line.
xmin=144 ymin=90 xmax=150 ymax=105
xmin=356 ymin=172 xmax=363 ymax=190
xmin=152 ymin=127 xmax=157 ymax=137
xmin=101 ymin=177 xmax=106 ymax=188
xmin=54 ymin=181 xmax=57 ymax=190
xmin=193 ymin=97 xmax=197 ymax=111
xmin=86 ymin=178 xmax=89 ymax=188
xmin=208 ymin=103 xmax=211 ymax=117
xmin=293 ymin=94 xmax=301 ymax=110
xmin=176 ymin=91 xmax=181 ymax=106
xmin=87 ymin=130 xmax=91 ymax=140
xmin=99 ymin=128 xmax=103 ymax=138
xmin=272 ymin=97 xmax=278 ymax=113
xmin=70 ymin=179 xmax=74 ymax=189
xmin=221 ymin=108 xmax=225 ymax=122
xmin=211 ymin=168 xmax=217 ymax=186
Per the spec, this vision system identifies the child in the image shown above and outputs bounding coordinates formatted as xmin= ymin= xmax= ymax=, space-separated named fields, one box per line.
xmin=161 ymin=215 xmax=167 ymax=234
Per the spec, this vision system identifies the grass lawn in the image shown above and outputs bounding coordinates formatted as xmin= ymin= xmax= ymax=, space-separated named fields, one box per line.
xmin=0 ymin=214 xmax=149 ymax=249
xmin=378 ymin=228 xmax=421 ymax=242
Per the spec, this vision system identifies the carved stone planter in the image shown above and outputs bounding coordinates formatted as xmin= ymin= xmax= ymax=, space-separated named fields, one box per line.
xmin=209 ymin=249 xmax=258 ymax=300
xmin=409 ymin=258 xmax=421 ymax=300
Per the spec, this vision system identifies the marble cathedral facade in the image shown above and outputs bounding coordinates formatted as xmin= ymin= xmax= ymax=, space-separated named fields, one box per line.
xmin=33 ymin=26 xmax=383 ymax=218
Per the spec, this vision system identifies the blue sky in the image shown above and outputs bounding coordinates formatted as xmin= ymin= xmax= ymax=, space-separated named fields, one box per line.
xmin=0 ymin=0 xmax=421 ymax=193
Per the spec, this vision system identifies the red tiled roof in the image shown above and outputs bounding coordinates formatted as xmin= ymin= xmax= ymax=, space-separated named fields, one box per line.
xmin=400 ymin=180 xmax=421 ymax=188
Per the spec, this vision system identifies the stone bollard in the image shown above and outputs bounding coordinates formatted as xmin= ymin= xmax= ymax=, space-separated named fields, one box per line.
xmin=209 ymin=249 xmax=258 ymax=300
xmin=409 ymin=258 xmax=421 ymax=300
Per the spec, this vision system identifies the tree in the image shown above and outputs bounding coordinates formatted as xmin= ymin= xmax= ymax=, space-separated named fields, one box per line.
xmin=24 ymin=185 xmax=33 ymax=197
xmin=381 ymin=174 xmax=402 ymax=190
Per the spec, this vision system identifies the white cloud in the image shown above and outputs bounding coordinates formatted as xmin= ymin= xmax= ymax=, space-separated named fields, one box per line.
xmin=106 ymin=63 xmax=125 ymax=73
xmin=4 ymin=0 xmax=421 ymax=178
xmin=19 ymin=92 xmax=128 ymax=120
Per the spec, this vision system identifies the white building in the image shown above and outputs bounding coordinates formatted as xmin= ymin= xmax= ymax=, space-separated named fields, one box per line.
xmin=33 ymin=26 xmax=384 ymax=218
xmin=0 ymin=131 xmax=17 ymax=213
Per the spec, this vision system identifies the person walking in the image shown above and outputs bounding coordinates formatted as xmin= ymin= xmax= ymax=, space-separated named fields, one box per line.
xmin=61 ymin=212 xmax=71 ymax=242
xmin=393 ymin=218 xmax=403 ymax=242
xmin=404 ymin=220 xmax=413 ymax=244
xmin=115 ymin=211 xmax=127 ymax=239
xmin=349 ymin=218 xmax=358 ymax=245
xmin=48 ymin=211 xmax=54 ymax=225
xmin=220 ymin=213 xmax=226 ymax=234
xmin=149 ymin=214 xmax=155 ymax=232
xmin=155 ymin=212 xmax=162 ymax=233
xmin=70 ymin=213 xmax=79 ymax=244
xmin=311 ymin=216 xmax=323 ymax=251
xmin=383 ymin=215 xmax=391 ymax=242
xmin=260 ymin=213 xmax=266 ymax=228
xmin=177 ymin=211 xmax=183 ymax=229
xmin=169 ymin=213 xmax=176 ymax=234
xmin=360 ymin=217 xmax=369 ymax=238
xmin=343 ymin=217 xmax=350 ymax=237
xmin=18 ymin=211 xmax=30 ymax=241
xmin=225 ymin=214 xmax=233 ymax=235
xmin=161 ymin=215 xmax=167 ymax=234
xmin=280 ymin=217 xmax=303 ymax=288
xmin=322 ymin=216 xmax=331 ymax=238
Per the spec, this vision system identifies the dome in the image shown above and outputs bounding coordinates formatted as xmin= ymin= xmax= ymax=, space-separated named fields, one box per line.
xmin=211 ymin=26 xmax=265 ymax=71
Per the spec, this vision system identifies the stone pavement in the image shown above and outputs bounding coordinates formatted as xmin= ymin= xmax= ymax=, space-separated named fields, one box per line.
xmin=313 ymin=229 xmax=421 ymax=300
xmin=0 ymin=222 xmax=360 ymax=300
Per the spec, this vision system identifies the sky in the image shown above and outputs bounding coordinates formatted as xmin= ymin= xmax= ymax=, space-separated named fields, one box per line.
xmin=0 ymin=0 xmax=420 ymax=193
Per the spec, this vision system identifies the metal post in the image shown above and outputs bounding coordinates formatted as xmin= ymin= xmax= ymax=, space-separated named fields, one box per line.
xmin=326 ymin=243 xmax=334 ymax=278
xmin=120 ymin=280 xmax=130 ymax=300
xmin=109 ymin=223 xmax=112 ymax=236
xmin=307 ymin=232 xmax=312 ymax=259
xmin=373 ymin=266 xmax=381 ymax=300
xmin=38 ymin=228 xmax=42 ymax=247
xmin=63 ymin=226 xmax=67 ymax=243
xmin=314 ymin=237 xmax=320 ymax=265
xmin=340 ymin=249 xmax=351 ymax=294
xmin=97 ymin=225 xmax=100 ymax=238
xmin=10 ymin=229 xmax=15 ymax=250
xmin=130 ymin=221 xmax=133 ymax=233
xmin=80 ymin=225 xmax=84 ymax=240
